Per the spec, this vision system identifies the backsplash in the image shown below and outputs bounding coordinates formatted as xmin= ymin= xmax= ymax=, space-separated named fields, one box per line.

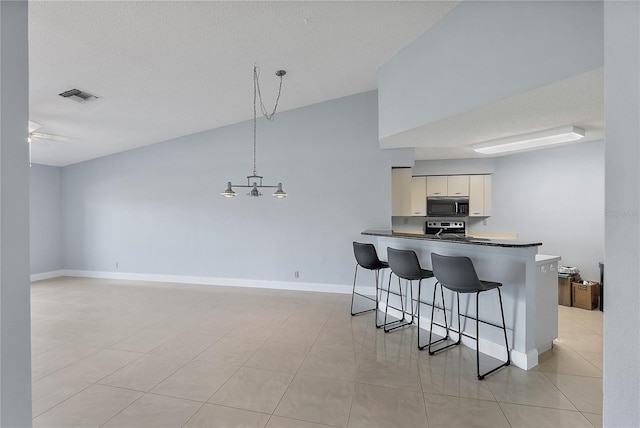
xmin=391 ymin=216 xmax=425 ymax=234
xmin=392 ymin=216 xmax=470 ymax=234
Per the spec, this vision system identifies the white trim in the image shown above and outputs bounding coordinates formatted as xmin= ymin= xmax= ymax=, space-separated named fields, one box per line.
xmin=30 ymin=270 xmax=65 ymax=282
xmin=60 ymin=270 xmax=352 ymax=294
xmin=510 ymin=348 xmax=538 ymax=370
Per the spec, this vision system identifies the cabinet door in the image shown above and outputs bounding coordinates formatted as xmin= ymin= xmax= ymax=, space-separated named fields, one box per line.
xmin=391 ymin=168 xmax=412 ymax=216
xmin=447 ymin=175 xmax=469 ymax=196
xmin=469 ymin=175 xmax=492 ymax=217
xmin=483 ymin=175 xmax=492 ymax=217
xmin=411 ymin=176 xmax=426 ymax=216
xmin=426 ymin=176 xmax=447 ymax=196
xmin=469 ymin=175 xmax=484 ymax=216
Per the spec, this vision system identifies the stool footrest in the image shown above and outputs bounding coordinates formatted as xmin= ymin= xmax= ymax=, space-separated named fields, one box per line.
xmin=419 ymin=334 xmax=450 ymax=351
xmin=351 ymin=307 xmax=376 ymax=316
xmin=478 ymin=360 xmax=510 ymax=380
xmin=383 ymin=318 xmax=414 ymax=332
xmin=426 ymin=338 xmax=461 ymax=354
xmin=352 ymin=291 xmax=376 ymax=302
xmin=456 ymin=313 xmax=507 ymax=330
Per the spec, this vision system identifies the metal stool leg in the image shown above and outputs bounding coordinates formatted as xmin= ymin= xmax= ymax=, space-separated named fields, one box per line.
xmin=498 ymin=288 xmax=511 ymax=366
xmin=384 ymin=276 xmax=415 ymax=333
xmin=440 ymin=284 xmax=450 ymax=340
xmin=427 ymin=281 xmax=439 ymax=353
xmin=426 ymin=282 xmax=456 ymax=353
xmin=351 ymin=263 xmax=377 ymax=316
xmin=374 ymin=269 xmax=387 ymax=329
xmin=383 ymin=272 xmax=394 ymax=331
xmin=476 ymin=288 xmax=511 ymax=380
xmin=408 ymin=279 xmax=415 ymax=323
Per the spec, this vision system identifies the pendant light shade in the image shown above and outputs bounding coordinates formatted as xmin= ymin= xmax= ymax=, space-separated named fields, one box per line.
xmin=221 ymin=182 xmax=236 ymax=198
xmin=249 ymin=183 xmax=261 ymax=197
xmin=273 ymin=183 xmax=287 ymax=198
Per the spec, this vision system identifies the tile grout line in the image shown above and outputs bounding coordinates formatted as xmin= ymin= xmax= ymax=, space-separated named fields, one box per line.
xmin=267 ymin=302 xmax=336 ymax=424
xmin=198 ymin=301 xmax=310 ymax=426
xmin=179 ymin=402 xmax=207 ymax=428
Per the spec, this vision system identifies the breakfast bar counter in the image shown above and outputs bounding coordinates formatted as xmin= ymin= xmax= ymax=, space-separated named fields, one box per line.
xmin=362 ymin=230 xmax=559 ymax=370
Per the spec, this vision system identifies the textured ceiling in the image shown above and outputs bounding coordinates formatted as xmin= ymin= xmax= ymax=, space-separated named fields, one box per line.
xmin=29 ymin=1 xmax=459 ymax=166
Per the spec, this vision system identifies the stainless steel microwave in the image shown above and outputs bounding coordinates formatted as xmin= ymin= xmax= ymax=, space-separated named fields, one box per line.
xmin=426 ymin=196 xmax=469 ymax=217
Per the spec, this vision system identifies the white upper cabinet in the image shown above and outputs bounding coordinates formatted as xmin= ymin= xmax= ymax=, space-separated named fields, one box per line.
xmin=411 ymin=176 xmax=427 ymax=216
xmin=392 ymin=168 xmax=412 ymax=216
xmin=469 ymin=175 xmax=492 ymax=217
xmin=447 ymin=175 xmax=470 ymax=196
xmin=396 ymin=172 xmax=490 ymax=217
xmin=426 ymin=175 xmax=469 ymax=196
xmin=426 ymin=176 xmax=447 ymax=196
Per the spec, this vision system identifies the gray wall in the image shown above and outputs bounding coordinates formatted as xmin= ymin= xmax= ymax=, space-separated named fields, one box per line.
xmin=603 ymin=1 xmax=640 ymax=426
xmin=409 ymin=141 xmax=605 ymax=280
xmin=378 ymin=0 xmax=604 ymax=140
xmin=61 ymin=91 xmax=412 ymax=286
xmin=487 ymin=141 xmax=604 ymax=281
xmin=30 ymin=164 xmax=63 ymax=274
xmin=0 ymin=0 xmax=32 ymax=424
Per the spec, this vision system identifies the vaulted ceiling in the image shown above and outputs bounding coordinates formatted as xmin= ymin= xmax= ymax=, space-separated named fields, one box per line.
xmin=29 ymin=1 xmax=458 ymax=166
xmin=29 ymin=1 xmax=604 ymax=167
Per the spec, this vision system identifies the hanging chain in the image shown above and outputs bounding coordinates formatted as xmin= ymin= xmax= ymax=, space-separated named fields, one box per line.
xmin=253 ymin=67 xmax=258 ymax=176
xmin=252 ymin=65 xmax=284 ymax=176
xmin=254 ymin=66 xmax=284 ymax=120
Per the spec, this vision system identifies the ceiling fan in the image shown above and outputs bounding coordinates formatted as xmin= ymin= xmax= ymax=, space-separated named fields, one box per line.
xmin=28 ymin=121 xmax=78 ymax=165
xmin=28 ymin=121 xmax=78 ymax=145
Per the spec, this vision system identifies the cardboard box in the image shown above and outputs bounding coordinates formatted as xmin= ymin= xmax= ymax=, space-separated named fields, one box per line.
xmin=572 ymin=281 xmax=600 ymax=310
xmin=558 ymin=274 xmax=580 ymax=306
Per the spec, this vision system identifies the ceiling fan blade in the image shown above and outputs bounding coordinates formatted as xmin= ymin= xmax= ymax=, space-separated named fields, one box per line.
xmin=28 ymin=120 xmax=42 ymax=133
xmin=29 ymin=132 xmax=77 ymax=142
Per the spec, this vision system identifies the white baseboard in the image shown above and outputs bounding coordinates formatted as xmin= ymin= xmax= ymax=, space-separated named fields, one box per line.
xmin=57 ymin=270 xmax=353 ymax=295
xmin=30 ymin=270 xmax=66 ymax=282
xmin=510 ymin=348 xmax=538 ymax=370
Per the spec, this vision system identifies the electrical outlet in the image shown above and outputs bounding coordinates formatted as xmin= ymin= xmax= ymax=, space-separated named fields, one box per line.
xmin=294 ymin=271 xmax=299 ymax=278
xmin=482 ymin=219 xmax=487 ymax=226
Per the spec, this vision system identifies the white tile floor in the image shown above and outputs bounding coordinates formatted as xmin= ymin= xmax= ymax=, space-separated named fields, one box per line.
xmin=31 ymin=277 xmax=603 ymax=427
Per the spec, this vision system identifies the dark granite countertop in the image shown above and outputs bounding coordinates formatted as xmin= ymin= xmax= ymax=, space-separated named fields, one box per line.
xmin=362 ymin=230 xmax=542 ymax=248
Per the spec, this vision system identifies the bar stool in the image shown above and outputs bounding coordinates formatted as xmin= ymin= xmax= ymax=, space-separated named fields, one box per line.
xmin=385 ymin=248 xmax=445 ymax=341
xmin=428 ymin=253 xmax=511 ymax=380
xmin=352 ymin=242 xmax=389 ymax=328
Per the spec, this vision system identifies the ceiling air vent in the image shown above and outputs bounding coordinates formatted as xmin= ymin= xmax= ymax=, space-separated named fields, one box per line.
xmin=58 ymin=88 xmax=99 ymax=103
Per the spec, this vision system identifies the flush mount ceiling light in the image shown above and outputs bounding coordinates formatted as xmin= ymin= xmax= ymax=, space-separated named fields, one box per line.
xmin=473 ymin=126 xmax=586 ymax=155
xmin=221 ymin=66 xmax=287 ymax=199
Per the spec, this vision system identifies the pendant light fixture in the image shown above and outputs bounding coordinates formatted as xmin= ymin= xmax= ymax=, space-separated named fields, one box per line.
xmin=221 ymin=66 xmax=287 ymax=198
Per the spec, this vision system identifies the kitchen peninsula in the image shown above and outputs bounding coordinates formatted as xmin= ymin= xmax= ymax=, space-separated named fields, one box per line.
xmin=362 ymin=230 xmax=559 ymax=370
